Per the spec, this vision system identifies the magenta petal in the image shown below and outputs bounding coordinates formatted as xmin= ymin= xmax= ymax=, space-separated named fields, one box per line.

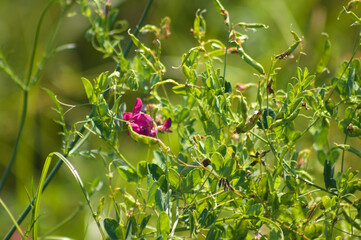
xmin=123 ymin=112 xmax=133 ymax=121
xmin=132 ymin=113 xmax=153 ymax=128
xmin=150 ymin=126 xmax=158 ymax=137
xmin=132 ymin=98 xmax=142 ymax=114
xmin=161 ymin=118 xmax=172 ymax=132
xmin=164 ymin=118 xmax=172 ymax=129
xmin=131 ymin=123 xmax=141 ymax=134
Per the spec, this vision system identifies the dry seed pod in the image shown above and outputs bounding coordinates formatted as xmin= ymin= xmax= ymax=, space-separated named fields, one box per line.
xmin=202 ymin=158 xmax=211 ymax=167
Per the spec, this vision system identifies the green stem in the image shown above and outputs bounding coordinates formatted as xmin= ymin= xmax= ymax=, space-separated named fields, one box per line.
xmin=3 ymin=132 xmax=83 ymax=240
xmin=4 ymin=0 xmax=155 ymax=237
xmin=124 ymin=0 xmax=154 ymax=57
xmin=326 ymin=25 xmax=360 ymax=102
xmin=0 ymin=0 xmax=56 ymax=194
xmin=0 ymin=198 xmax=25 ymax=239
xmin=0 ymin=91 xmax=27 ymax=192
xmin=340 ymin=108 xmax=357 ymax=173
xmin=25 ymin=0 xmax=56 ymax=87
xmin=40 ymin=202 xmax=84 ymax=238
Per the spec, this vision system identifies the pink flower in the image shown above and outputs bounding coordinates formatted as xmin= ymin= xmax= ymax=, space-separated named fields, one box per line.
xmin=160 ymin=118 xmax=172 ymax=133
xmin=124 ymin=98 xmax=158 ymax=137
xmin=123 ymin=98 xmax=172 ymax=138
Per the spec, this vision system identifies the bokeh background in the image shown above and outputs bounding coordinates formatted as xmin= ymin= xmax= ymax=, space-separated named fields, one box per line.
xmin=0 ymin=0 xmax=360 ymax=238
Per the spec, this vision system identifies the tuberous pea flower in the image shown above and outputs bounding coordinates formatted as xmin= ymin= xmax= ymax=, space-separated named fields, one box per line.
xmin=123 ymin=98 xmax=172 ymax=139
xmin=123 ymin=98 xmax=157 ymax=137
xmin=160 ymin=118 xmax=172 ymax=133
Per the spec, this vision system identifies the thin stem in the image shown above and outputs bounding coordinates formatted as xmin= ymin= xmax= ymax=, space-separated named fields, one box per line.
xmin=223 ymin=31 xmax=230 ymax=82
xmin=0 ymin=92 xmax=27 ymax=192
xmin=3 ymin=126 xmax=89 ymax=240
xmin=29 ymin=3 xmax=74 ymax=89
xmin=0 ymin=0 xmax=56 ymax=193
xmin=0 ymin=198 xmax=25 ymax=239
xmin=25 ymin=0 xmax=56 ymax=87
xmin=4 ymin=0 xmax=155 ymax=237
xmin=341 ymin=108 xmax=357 ymax=173
xmin=124 ymin=0 xmax=154 ymax=57
xmin=40 ymin=202 xmax=84 ymax=238
xmin=326 ymin=25 xmax=361 ymax=102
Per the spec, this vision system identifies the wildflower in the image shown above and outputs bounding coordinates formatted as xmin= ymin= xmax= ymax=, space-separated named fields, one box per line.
xmin=123 ymin=98 xmax=172 ymax=139
xmin=160 ymin=118 xmax=172 ymax=133
xmin=123 ymin=98 xmax=157 ymax=137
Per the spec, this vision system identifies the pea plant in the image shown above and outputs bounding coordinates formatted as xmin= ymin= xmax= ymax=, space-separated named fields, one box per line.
xmin=2 ymin=0 xmax=361 ymax=239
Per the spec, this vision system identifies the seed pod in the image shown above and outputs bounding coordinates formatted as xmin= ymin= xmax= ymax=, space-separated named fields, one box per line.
xmin=236 ymin=109 xmax=263 ymax=133
xmin=239 ymin=96 xmax=248 ymax=121
xmin=237 ymin=46 xmax=265 ymax=75
xmin=127 ymin=124 xmax=158 ymax=145
xmin=275 ymin=31 xmax=301 ymax=59
xmin=266 ymin=78 xmax=275 ymax=94
xmin=218 ymin=178 xmax=224 ymax=188
xmin=286 ymin=109 xmax=300 ymax=121
xmin=202 ymin=158 xmax=211 ymax=167
xmin=250 ymin=160 xmax=258 ymax=166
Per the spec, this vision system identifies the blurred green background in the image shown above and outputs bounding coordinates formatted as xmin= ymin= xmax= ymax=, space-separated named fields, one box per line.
xmin=0 ymin=0 xmax=360 ymax=238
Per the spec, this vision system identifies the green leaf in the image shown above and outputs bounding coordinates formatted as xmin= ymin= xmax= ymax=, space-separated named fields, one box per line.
xmin=137 ymin=161 xmax=148 ymax=178
xmin=139 ymin=215 xmax=151 ymax=235
xmin=316 ymin=35 xmax=331 ymax=74
xmin=81 ymin=77 xmax=96 ymax=104
xmin=159 ymin=174 xmax=169 ymax=193
xmin=148 ymin=163 xmax=164 ymax=181
xmin=222 ymin=158 xmax=236 ymax=177
xmin=285 ymin=175 xmax=297 ymax=191
xmin=323 ymin=159 xmax=337 ymax=190
xmin=43 ymin=88 xmax=62 ymax=111
xmin=322 ymin=195 xmax=331 ymax=210
xmin=181 ymin=168 xmax=203 ymax=193
xmin=174 ymin=107 xmax=190 ymax=123
xmin=125 ymin=216 xmax=137 ymax=240
xmin=216 ymin=144 xmax=227 ymax=157
xmin=154 ymin=151 xmax=167 ymax=171
xmin=213 ymin=0 xmax=230 ymax=27
xmin=172 ymin=84 xmax=192 ymax=96
xmin=312 ymin=125 xmax=329 ymax=151
xmin=198 ymin=208 xmax=209 ymax=227
xmin=117 ymin=160 xmax=138 ymax=183
xmin=193 ymin=9 xmax=206 ymax=41
xmin=137 ymin=188 xmax=146 ymax=205
xmin=178 ymin=161 xmax=198 ymax=176
xmin=104 ymin=218 xmax=124 ymax=239
xmin=206 ymin=224 xmax=224 ymax=240
xmin=155 ymin=189 xmax=165 ymax=211
xmin=147 ymin=182 xmax=160 ymax=204
xmin=157 ymin=211 xmax=170 ymax=236
xmin=204 ymin=136 xmax=215 ymax=154
xmin=211 ymin=152 xmax=224 ymax=174
xmin=246 ymin=203 xmax=264 ymax=216
xmin=213 ymin=0 xmax=224 ymax=12
xmin=168 ymin=168 xmax=180 ymax=189
xmin=317 ymin=150 xmax=327 ymax=165
xmin=203 ymin=119 xmax=220 ymax=139
xmin=128 ymin=30 xmax=154 ymax=57
xmin=304 ymin=224 xmax=323 ymax=239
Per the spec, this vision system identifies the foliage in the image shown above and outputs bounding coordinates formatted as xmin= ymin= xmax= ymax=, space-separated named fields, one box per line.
xmin=2 ymin=0 xmax=361 ymax=239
